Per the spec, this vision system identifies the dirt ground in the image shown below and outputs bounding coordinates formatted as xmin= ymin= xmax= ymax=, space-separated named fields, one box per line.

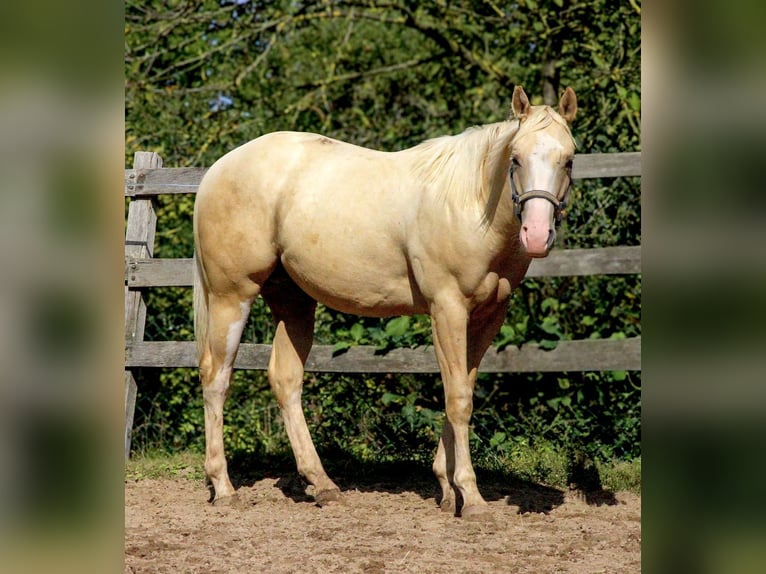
xmin=125 ymin=467 xmax=640 ymax=573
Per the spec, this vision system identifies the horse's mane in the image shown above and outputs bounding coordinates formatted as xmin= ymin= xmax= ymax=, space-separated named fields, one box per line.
xmin=406 ymin=106 xmax=575 ymax=218
xmin=406 ymin=120 xmax=517 ymax=213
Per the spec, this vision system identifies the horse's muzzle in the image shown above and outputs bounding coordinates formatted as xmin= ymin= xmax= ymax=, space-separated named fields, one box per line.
xmin=520 ymin=223 xmax=556 ymax=258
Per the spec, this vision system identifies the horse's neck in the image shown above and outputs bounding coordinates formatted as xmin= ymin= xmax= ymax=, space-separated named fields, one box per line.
xmin=478 ymin=124 xmax=518 ymax=238
xmin=482 ymin=185 xmax=518 ymax=238
xmin=402 ymin=119 xmax=520 ymax=247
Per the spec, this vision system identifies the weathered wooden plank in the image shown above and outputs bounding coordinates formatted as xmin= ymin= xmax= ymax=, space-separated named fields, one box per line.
xmin=124 ymin=152 xmax=641 ymax=196
xmin=126 ymin=257 xmax=193 ymax=287
xmin=126 ymin=246 xmax=641 ymax=288
xmin=480 ymin=337 xmax=641 ymax=372
xmin=526 ymin=246 xmax=640 ymax=278
xmin=125 ymin=153 xmax=160 ymax=340
xmin=305 ymin=345 xmax=438 ymax=373
xmin=124 ymin=201 xmax=156 ymax=340
xmin=125 ymin=151 xmax=163 ymax=459
xmin=572 ymin=152 xmax=641 ymax=179
xmin=125 ymin=337 xmax=641 ymax=372
xmin=124 ymin=286 xmax=148 ymax=342
xmin=125 ymin=167 xmax=207 ymax=196
xmin=125 ymin=371 xmax=138 ymax=460
xmin=124 ymin=200 xmax=157 ymax=258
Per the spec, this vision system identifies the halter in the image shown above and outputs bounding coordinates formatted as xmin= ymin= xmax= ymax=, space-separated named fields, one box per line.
xmin=509 ymin=163 xmax=572 ymax=227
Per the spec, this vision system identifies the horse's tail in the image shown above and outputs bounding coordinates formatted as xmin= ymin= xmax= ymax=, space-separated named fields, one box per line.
xmin=193 ymin=249 xmax=209 ymax=365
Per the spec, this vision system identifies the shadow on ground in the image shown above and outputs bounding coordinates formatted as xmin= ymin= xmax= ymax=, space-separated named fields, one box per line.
xmin=221 ymin=450 xmax=617 ymax=514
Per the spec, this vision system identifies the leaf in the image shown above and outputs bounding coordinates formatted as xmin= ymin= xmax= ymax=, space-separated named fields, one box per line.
xmin=402 ymin=404 xmax=416 ymax=428
xmin=537 ymin=339 xmax=559 ymax=350
xmin=332 ymin=341 xmax=352 ymax=355
xmin=540 ymin=316 xmax=563 ymax=336
xmin=495 ymin=324 xmax=517 ymax=351
xmin=350 ymin=322 xmax=365 ymax=342
xmin=374 ymin=341 xmax=394 ymax=354
xmin=384 ymin=316 xmax=410 ymax=338
xmin=591 ymin=52 xmax=607 ymax=69
xmin=381 ymin=392 xmax=401 ymax=406
xmin=489 ymin=431 xmax=507 ymax=448
xmin=541 ymin=297 xmax=559 ymax=312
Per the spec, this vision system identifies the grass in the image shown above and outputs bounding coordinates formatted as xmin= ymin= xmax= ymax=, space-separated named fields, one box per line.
xmin=597 ymin=457 xmax=641 ymax=493
xmin=478 ymin=441 xmax=641 ymax=494
xmin=126 ymin=445 xmax=641 ymax=494
xmin=125 ymin=450 xmax=206 ymax=482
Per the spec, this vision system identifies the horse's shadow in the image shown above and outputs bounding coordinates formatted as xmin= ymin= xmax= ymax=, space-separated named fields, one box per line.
xmin=220 ymin=451 xmax=618 ymax=514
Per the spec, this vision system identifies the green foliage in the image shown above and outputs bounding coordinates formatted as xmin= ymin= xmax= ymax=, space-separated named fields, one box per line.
xmin=126 ymin=0 xmax=641 ymax=481
xmin=126 ymin=450 xmax=206 ymax=482
xmin=126 ymin=0 xmax=640 ymax=166
xmin=331 ymin=315 xmax=432 ymax=354
xmin=303 ymin=373 xmax=444 ymax=464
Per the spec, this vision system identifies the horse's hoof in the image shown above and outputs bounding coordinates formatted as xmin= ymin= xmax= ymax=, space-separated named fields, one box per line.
xmin=439 ymin=498 xmax=457 ymax=515
xmin=315 ymin=488 xmax=343 ymax=507
xmin=212 ymin=493 xmax=240 ymax=507
xmin=460 ymin=504 xmax=492 ymax=521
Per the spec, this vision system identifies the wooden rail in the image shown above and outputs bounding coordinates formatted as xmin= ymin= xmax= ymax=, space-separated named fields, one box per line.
xmin=127 ymin=337 xmax=640 ymax=373
xmin=124 ymin=152 xmax=641 ymax=197
xmin=125 ymin=246 xmax=640 ymax=288
xmin=123 ymin=150 xmax=642 ymax=459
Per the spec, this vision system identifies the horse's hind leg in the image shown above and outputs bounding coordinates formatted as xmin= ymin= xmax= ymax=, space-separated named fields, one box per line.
xmin=263 ymin=280 xmax=341 ymax=506
xmin=433 ymin=419 xmax=457 ymax=514
xmin=199 ymin=291 xmax=253 ymax=505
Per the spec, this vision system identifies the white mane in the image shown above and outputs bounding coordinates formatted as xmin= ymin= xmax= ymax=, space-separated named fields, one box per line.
xmin=406 ymin=121 xmax=518 ymax=211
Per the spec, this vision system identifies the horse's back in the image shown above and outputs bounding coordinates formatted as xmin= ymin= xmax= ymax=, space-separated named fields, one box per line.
xmin=198 ymin=130 xmax=410 ymax=232
xmin=194 ymin=131 xmax=424 ymax=314
xmin=199 ymin=130 xmax=397 ymax=201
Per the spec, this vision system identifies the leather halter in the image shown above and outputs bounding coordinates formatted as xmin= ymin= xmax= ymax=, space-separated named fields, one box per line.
xmin=509 ymin=163 xmax=571 ymax=227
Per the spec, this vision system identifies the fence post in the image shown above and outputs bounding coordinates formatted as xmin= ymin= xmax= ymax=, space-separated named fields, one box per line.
xmin=124 ymin=151 xmax=162 ymax=460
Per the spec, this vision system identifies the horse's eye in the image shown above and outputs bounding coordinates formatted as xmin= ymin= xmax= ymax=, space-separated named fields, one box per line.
xmin=512 ymin=157 xmax=521 ymax=168
xmin=565 ymin=159 xmax=573 ymax=171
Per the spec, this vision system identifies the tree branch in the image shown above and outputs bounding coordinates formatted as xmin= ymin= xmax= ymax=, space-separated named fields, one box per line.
xmin=292 ymin=51 xmax=448 ymax=91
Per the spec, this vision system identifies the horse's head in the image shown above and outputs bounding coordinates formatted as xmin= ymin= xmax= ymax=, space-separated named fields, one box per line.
xmin=510 ymin=86 xmax=577 ymax=258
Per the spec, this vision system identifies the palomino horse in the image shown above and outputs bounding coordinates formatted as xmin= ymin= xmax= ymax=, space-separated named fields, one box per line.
xmin=193 ymin=86 xmax=577 ymax=518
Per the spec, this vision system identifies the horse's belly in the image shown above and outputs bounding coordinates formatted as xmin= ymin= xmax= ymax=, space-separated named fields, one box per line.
xmin=279 ymin=244 xmax=424 ymax=317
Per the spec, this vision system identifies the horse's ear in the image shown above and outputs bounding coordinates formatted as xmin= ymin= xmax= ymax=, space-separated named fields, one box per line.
xmin=512 ymin=85 xmax=531 ymax=119
xmin=558 ymin=87 xmax=577 ymax=124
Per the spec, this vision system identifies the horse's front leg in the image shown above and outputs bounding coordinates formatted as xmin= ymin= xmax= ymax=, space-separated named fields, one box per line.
xmin=432 ymin=297 xmax=510 ymax=517
xmin=430 ymin=296 xmax=488 ymax=518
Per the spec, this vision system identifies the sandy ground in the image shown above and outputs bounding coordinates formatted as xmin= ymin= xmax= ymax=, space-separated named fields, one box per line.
xmin=125 ymin=465 xmax=640 ymax=573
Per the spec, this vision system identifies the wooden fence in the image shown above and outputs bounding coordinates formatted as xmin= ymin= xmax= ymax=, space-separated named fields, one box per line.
xmin=124 ymin=150 xmax=641 ymax=458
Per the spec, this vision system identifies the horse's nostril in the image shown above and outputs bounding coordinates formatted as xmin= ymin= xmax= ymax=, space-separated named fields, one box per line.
xmin=546 ymin=228 xmax=557 ymax=250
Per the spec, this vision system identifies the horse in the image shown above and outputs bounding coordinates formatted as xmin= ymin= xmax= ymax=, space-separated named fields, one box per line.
xmin=193 ymin=85 xmax=577 ymax=518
